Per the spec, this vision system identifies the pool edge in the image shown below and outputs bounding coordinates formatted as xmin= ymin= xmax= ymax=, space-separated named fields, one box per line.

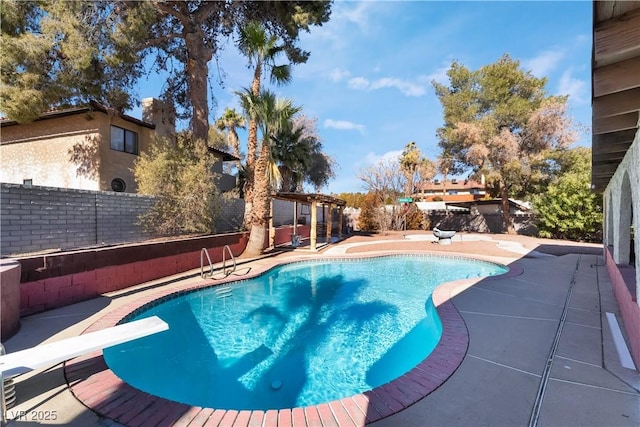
xmin=64 ymin=255 xmax=519 ymax=426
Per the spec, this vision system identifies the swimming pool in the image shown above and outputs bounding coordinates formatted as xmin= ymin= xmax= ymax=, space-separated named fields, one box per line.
xmin=103 ymin=255 xmax=506 ymax=411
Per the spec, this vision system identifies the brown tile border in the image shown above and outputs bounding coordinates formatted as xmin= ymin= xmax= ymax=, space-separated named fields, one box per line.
xmin=64 ymin=254 xmax=518 ymax=426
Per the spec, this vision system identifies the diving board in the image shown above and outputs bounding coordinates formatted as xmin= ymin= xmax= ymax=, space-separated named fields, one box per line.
xmin=0 ymin=316 xmax=168 ymax=378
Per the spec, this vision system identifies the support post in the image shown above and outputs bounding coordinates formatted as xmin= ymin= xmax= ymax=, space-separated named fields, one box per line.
xmin=338 ymin=206 xmax=344 ymax=239
xmin=326 ymin=203 xmax=333 ymax=244
xmin=269 ymin=199 xmax=275 ymax=249
xmin=310 ymin=200 xmax=318 ymax=251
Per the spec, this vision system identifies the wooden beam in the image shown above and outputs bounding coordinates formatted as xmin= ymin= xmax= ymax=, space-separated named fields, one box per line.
xmin=593 ymin=111 xmax=639 ymax=134
xmin=594 ymin=7 xmax=640 ymax=67
xmin=593 ymin=56 xmax=640 ymax=97
xmin=591 ymin=151 xmax=628 ymax=162
xmin=592 ymin=128 xmax=638 ymax=153
xmin=592 ymin=87 xmax=640 ymax=118
xmin=595 ymin=1 xmax=640 ymax=24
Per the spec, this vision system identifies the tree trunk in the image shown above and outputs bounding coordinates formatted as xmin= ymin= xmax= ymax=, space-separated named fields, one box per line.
xmin=242 ymin=117 xmax=258 ymax=226
xmin=185 ymin=31 xmax=212 ymax=143
xmin=243 ymin=139 xmax=271 ymax=256
xmin=230 ymin=129 xmax=241 ymax=187
xmin=500 ymin=184 xmax=515 ymax=234
xmin=242 ymin=63 xmax=263 ymax=227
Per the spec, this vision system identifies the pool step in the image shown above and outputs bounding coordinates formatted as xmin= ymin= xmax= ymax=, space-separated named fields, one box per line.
xmin=215 ymin=286 xmax=232 ymax=298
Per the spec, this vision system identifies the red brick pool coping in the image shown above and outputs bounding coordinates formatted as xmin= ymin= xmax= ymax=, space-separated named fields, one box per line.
xmin=64 ymin=254 xmax=523 ymax=427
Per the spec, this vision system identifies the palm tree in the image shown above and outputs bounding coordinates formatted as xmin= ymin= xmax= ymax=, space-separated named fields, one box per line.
xmin=215 ymin=108 xmax=245 ymax=188
xmin=400 ymin=142 xmax=421 ymax=196
xmin=237 ymin=21 xmax=292 ymax=226
xmin=215 ymin=108 xmax=245 ymax=159
xmin=271 ymin=121 xmax=313 ymax=192
xmin=240 ymin=89 xmax=300 ymax=256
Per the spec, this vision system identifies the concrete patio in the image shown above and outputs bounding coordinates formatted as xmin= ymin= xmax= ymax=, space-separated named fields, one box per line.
xmin=3 ymin=232 xmax=639 ymax=426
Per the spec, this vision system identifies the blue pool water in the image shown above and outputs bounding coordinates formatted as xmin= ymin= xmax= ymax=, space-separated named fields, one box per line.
xmin=104 ymin=255 xmax=506 ymax=410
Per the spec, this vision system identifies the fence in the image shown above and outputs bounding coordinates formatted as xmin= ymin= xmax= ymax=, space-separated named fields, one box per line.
xmin=0 ymin=183 xmax=246 ymax=257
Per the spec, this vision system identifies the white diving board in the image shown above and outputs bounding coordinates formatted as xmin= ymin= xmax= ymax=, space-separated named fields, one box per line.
xmin=0 ymin=316 xmax=168 ymax=378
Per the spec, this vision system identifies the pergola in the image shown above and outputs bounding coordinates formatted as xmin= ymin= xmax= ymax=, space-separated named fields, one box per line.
xmin=591 ymin=1 xmax=640 ymax=191
xmin=270 ymin=192 xmax=347 ymax=251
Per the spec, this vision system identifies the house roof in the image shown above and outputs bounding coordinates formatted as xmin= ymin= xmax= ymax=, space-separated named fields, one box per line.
xmin=0 ymin=101 xmax=156 ymax=129
xmin=591 ymin=1 xmax=640 ymax=192
xmin=415 ymin=179 xmax=485 ymax=191
xmin=0 ymin=101 xmax=240 ymax=162
xmin=208 ymin=146 xmax=239 ymax=162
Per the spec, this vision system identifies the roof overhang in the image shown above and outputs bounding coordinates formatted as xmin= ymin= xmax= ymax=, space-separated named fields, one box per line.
xmin=207 ymin=146 xmax=239 ymax=162
xmin=591 ymin=1 xmax=640 ymax=192
xmin=0 ymin=100 xmax=156 ymax=130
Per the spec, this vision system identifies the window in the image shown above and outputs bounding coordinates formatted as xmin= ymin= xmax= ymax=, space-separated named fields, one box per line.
xmin=23 ymin=179 xmax=33 ymax=187
xmin=448 ymin=190 xmax=458 ymax=195
xmin=110 ymin=126 xmax=138 ymax=154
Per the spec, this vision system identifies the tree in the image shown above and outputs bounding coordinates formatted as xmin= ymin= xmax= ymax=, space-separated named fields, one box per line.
xmin=0 ymin=0 xmax=143 ymax=121
xmin=358 ymin=192 xmax=382 ymax=232
xmin=399 ymin=142 xmax=421 ymax=196
xmin=436 ymin=154 xmax=455 ymax=205
xmin=533 ymin=147 xmax=602 ymax=241
xmin=133 ymin=133 xmax=221 ymax=234
xmin=271 ymin=115 xmax=335 ymax=192
xmin=433 ymin=54 xmax=577 ymax=233
xmin=237 ymin=20 xmax=296 ymax=226
xmin=400 ymin=141 xmax=435 ymax=198
xmin=239 ymin=89 xmax=300 ymax=255
xmin=1 ymin=1 xmax=331 ymax=141
xmin=215 ymin=107 xmax=245 ymax=189
xmin=215 ymin=108 xmax=245 ymax=160
xmin=358 ymin=158 xmax=405 ymax=234
xmin=334 ymin=192 xmax=367 ymax=209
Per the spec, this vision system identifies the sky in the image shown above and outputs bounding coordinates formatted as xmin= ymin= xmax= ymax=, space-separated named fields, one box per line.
xmin=131 ymin=0 xmax=593 ymax=195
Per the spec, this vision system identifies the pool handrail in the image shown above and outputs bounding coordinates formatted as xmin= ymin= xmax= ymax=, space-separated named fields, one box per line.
xmin=201 ymin=245 xmax=237 ymax=279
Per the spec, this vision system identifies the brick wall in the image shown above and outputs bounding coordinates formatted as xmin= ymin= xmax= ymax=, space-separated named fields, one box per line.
xmin=17 ymin=232 xmax=249 ymax=316
xmin=0 ymin=183 xmax=246 ymax=257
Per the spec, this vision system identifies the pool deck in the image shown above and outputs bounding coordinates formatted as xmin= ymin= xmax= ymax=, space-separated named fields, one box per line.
xmin=3 ymin=231 xmax=639 ymax=426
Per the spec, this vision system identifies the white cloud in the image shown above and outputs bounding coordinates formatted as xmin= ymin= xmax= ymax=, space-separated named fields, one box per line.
xmin=523 ymin=49 xmax=565 ymax=77
xmin=363 ymin=150 xmax=403 ymax=166
xmin=348 ymin=77 xmax=370 ymax=90
xmin=324 ymin=119 xmax=366 ymax=134
xmin=558 ymin=68 xmax=587 ymax=104
xmin=335 ymin=1 xmax=376 ymax=30
xmin=329 ymin=68 xmax=351 ymax=82
xmin=348 ymin=76 xmax=427 ymax=97
xmin=423 ymin=64 xmax=451 ymax=86
xmin=370 ymin=77 xmax=427 ymax=97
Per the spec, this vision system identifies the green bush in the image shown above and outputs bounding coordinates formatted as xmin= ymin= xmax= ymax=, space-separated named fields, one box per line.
xmin=133 ymin=133 xmax=221 ymax=235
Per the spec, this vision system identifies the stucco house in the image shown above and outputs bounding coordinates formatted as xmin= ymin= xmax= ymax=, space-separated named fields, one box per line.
xmin=0 ymin=98 xmax=238 ymax=193
xmin=591 ymin=1 xmax=640 ymax=370
xmin=413 ymin=178 xmax=487 ymax=202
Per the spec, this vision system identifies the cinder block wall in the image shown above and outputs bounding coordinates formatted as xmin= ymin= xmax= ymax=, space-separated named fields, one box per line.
xmin=1 ymin=184 xmax=102 ymax=255
xmin=0 ymin=183 xmax=246 ymax=257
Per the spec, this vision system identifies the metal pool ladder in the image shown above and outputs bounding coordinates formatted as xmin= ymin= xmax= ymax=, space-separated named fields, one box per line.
xmin=200 ymin=245 xmax=237 ymax=279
